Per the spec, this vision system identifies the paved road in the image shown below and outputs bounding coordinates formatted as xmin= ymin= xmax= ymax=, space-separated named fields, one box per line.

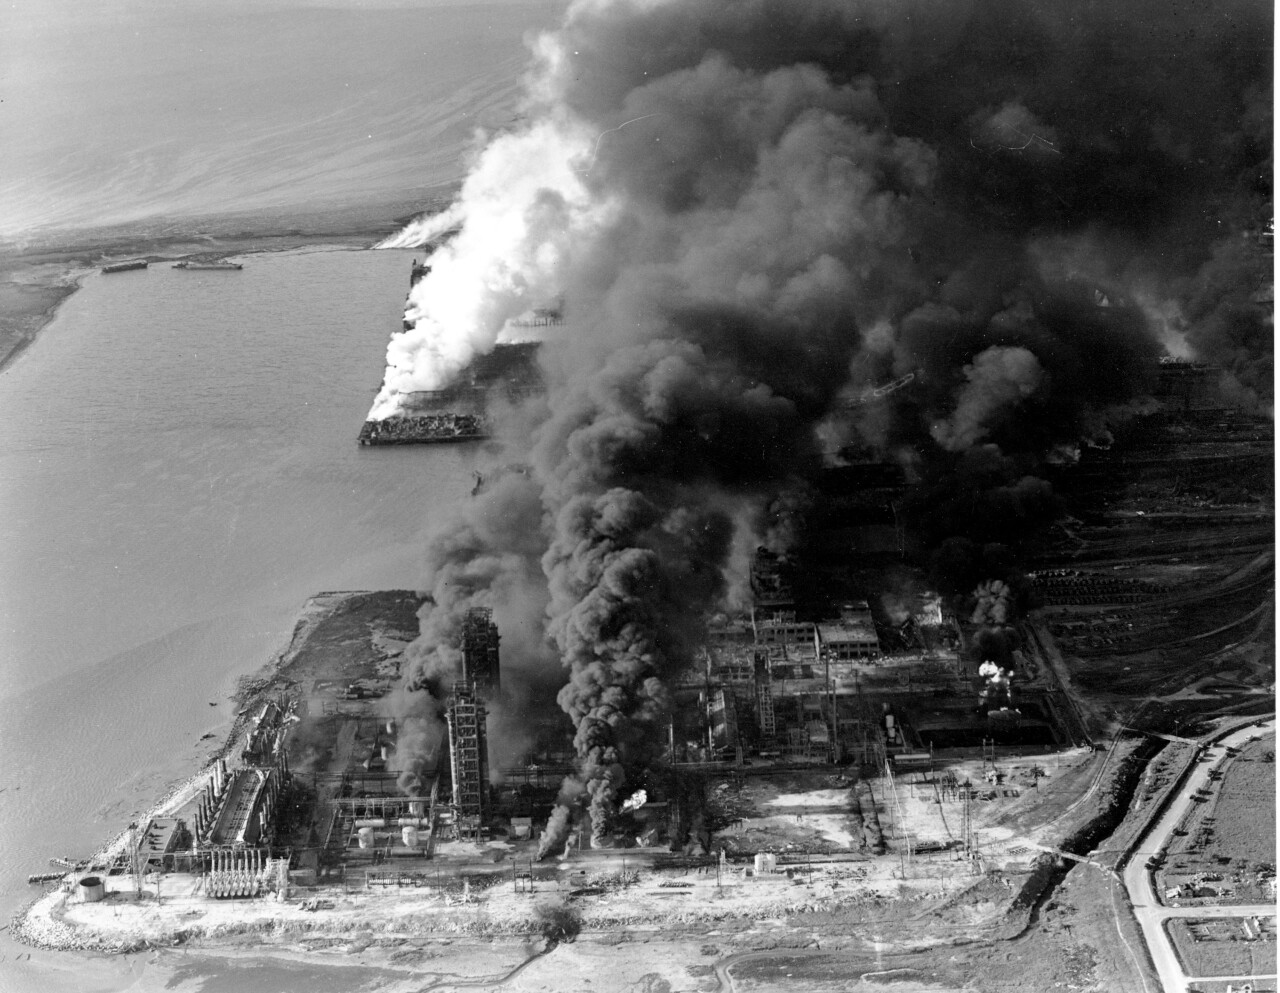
xmin=1121 ymin=719 xmax=1276 ymax=992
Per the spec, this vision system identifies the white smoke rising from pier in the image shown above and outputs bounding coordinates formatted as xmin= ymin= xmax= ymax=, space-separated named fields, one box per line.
xmin=379 ymin=0 xmax=1270 ymax=855
xmin=369 ymin=118 xmax=608 ymax=419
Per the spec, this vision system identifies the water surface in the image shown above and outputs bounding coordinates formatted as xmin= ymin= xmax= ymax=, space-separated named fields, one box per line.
xmin=0 ymin=248 xmax=484 ymax=991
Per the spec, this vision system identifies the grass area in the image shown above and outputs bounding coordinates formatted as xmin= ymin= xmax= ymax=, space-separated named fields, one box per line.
xmin=1204 ymin=737 xmax=1278 ymax=866
xmin=1159 ymin=734 xmax=1277 ymax=906
xmin=1168 ymin=917 xmax=1277 ymax=978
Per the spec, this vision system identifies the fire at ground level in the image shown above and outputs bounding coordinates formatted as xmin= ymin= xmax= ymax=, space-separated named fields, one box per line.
xmin=14 ymin=372 xmax=1274 ymax=988
xmin=15 ymin=539 xmax=1272 ymax=990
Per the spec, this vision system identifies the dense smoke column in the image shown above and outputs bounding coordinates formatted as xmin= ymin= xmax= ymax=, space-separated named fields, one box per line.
xmin=512 ymin=0 xmax=951 ymax=852
xmin=383 ymin=0 xmax=1269 ymax=849
xmin=392 ymin=471 xmax=553 ymax=788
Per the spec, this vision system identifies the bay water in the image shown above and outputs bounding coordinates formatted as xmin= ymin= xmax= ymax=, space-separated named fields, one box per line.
xmin=0 ymin=247 xmax=486 ymax=991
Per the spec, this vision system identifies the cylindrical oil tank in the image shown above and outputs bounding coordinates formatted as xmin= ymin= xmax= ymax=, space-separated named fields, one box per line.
xmin=402 ymin=825 xmax=420 ymax=847
xmin=397 ymin=817 xmax=428 ymax=827
xmin=357 ymin=827 xmax=375 ymax=849
xmin=385 ymin=719 xmax=396 ymax=736
xmin=353 ymin=818 xmax=387 ymax=829
xmin=80 ymin=876 xmax=106 ymax=902
xmin=380 ymin=744 xmax=392 ymax=761
xmin=753 ymin=853 xmax=777 ymax=876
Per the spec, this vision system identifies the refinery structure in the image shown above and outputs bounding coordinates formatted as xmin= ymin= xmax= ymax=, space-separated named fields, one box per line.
xmin=34 ymin=259 xmax=1270 ymax=905
xmin=35 ymin=342 xmax=1270 ymax=880
xmin=21 ymin=261 xmax=1274 ymax=993
xmin=11 ymin=0 xmax=1273 ymax=986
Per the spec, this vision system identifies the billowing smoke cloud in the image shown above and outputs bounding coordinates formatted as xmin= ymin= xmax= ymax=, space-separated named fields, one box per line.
xmin=393 ymin=470 xmax=552 ymax=786
xmin=1183 ymin=233 xmax=1274 ymax=408
xmin=379 ymin=0 xmax=1269 ymax=850
xmin=369 ymin=121 xmax=605 ymax=418
xmin=931 ymin=346 xmax=1044 ymax=451
xmin=970 ymin=579 xmax=1012 ymax=626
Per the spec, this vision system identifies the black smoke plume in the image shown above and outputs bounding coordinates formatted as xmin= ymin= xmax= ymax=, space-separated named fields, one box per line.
xmin=384 ymin=0 xmax=1269 ymax=851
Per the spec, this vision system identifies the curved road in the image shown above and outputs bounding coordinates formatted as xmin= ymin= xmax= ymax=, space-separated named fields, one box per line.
xmin=1121 ymin=719 xmax=1276 ymax=992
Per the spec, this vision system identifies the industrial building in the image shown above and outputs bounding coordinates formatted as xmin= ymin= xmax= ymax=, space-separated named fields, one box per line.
xmin=817 ymin=601 xmax=881 ymax=659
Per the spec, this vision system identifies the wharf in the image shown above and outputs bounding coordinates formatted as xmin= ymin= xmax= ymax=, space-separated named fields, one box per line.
xmin=359 ymin=342 xmax=541 ymax=446
xmin=358 ymin=413 xmax=488 ymax=445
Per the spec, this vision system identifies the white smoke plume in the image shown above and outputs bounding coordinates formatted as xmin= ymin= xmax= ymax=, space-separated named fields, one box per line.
xmin=931 ymin=346 xmax=1044 ymax=452
xmin=977 ymin=659 xmax=1013 ymax=707
xmin=377 ymin=0 xmax=1268 ymax=857
xmin=375 ymin=203 xmax=465 ymax=250
xmin=970 ymin=579 xmax=1011 ymax=625
xmin=370 ymin=118 xmax=611 ymax=419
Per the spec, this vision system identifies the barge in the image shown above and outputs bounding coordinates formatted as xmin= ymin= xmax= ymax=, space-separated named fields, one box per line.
xmin=174 ymin=260 xmax=243 ymax=270
xmin=101 ymin=259 xmax=148 ymax=273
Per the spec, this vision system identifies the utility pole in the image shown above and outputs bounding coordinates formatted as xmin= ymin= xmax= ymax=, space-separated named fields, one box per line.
xmin=884 ymin=759 xmax=911 ymax=877
xmin=128 ymin=822 xmax=144 ymax=901
xmin=828 ymin=650 xmax=841 ymax=763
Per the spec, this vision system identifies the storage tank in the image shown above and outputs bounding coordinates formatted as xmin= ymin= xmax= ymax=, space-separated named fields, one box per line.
xmin=381 ymin=744 xmax=392 ymax=761
xmin=357 ymin=827 xmax=375 ymax=849
xmin=79 ymin=876 xmax=106 ymax=902
xmin=385 ymin=719 xmax=397 ymax=735
xmin=402 ymin=825 xmax=420 ymax=847
xmin=353 ymin=818 xmax=387 ymax=829
xmin=397 ymin=817 xmax=428 ymax=827
xmin=754 ymin=853 xmax=777 ymax=875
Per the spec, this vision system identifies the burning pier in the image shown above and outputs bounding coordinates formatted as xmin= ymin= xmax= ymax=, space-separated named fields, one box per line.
xmin=358 ymin=260 xmax=546 ymax=445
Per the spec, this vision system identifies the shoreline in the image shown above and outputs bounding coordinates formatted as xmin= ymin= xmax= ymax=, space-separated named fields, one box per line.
xmin=9 ymin=590 xmax=376 ymax=953
xmin=9 ymin=588 xmax=1181 ymax=993
xmin=0 ymin=189 xmax=457 ymax=378
xmin=0 ymin=264 xmax=92 ymax=377
xmin=0 ymin=234 xmax=379 ymax=379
